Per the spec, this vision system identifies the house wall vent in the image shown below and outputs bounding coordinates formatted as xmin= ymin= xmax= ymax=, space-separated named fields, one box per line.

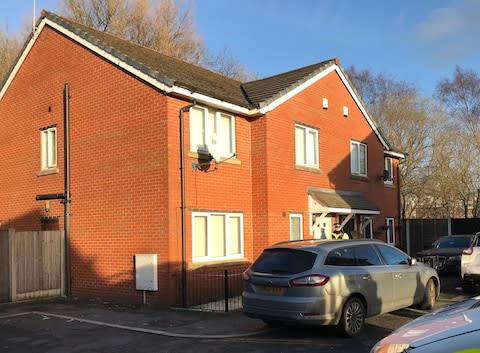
xmin=322 ymin=98 xmax=329 ymax=109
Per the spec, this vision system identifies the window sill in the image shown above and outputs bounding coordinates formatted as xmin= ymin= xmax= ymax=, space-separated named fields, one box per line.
xmin=37 ymin=168 xmax=59 ymax=177
xmin=350 ymin=174 xmax=369 ymax=182
xmin=189 ymin=258 xmax=249 ymax=270
xmin=189 ymin=152 xmax=240 ymax=165
xmin=295 ymin=165 xmax=322 ymax=173
xmin=384 ymin=181 xmax=395 ymax=187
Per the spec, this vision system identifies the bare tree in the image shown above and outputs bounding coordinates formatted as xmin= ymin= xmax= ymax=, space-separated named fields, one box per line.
xmin=60 ymin=0 xmax=253 ymax=79
xmin=436 ymin=66 xmax=480 ymax=150
xmin=347 ymin=67 xmax=443 ymax=218
xmin=0 ymin=29 xmax=21 ymax=83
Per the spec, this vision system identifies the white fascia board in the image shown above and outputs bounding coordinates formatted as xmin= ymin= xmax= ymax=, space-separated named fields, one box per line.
xmin=44 ymin=19 xmax=174 ymax=94
xmin=384 ymin=150 xmax=405 ymax=159
xmin=328 ymin=207 xmax=380 ymax=215
xmin=0 ymin=23 xmax=44 ymax=100
xmin=259 ymin=65 xmax=337 ymax=114
xmin=257 ymin=64 xmax=391 ymax=150
xmin=335 ymin=67 xmax=390 ymax=149
xmin=0 ymin=18 xmax=174 ymax=100
xmin=172 ymin=86 xmax=259 ymax=116
xmin=5 ymin=18 xmax=258 ymax=117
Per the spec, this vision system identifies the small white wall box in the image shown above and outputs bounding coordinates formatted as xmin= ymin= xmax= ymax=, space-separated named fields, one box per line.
xmin=322 ymin=98 xmax=329 ymax=109
xmin=343 ymin=106 xmax=349 ymax=117
xmin=135 ymin=254 xmax=158 ymax=291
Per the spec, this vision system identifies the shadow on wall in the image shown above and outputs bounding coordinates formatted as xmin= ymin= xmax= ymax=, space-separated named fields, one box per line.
xmin=325 ymin=129 xmax=399 ymax=243
xmin=1 ymin=209 xmax=248 ymax=307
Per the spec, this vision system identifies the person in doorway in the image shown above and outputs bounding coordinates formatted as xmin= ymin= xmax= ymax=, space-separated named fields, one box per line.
xmin=331 ymin=223 xmax=349 ymax=239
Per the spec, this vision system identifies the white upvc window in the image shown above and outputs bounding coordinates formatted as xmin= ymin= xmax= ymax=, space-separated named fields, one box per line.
xmin=192 ymin=212 xmax=243 ymax=262
xmin=290 ymin=213 xmax=303 ymax=241
xmin=189 ymin=106 xmax=235 ymax=160
xmin=350 ymin=141 xmax=367 ymax=177
xmin=41 ymin=127 xmax=57 ymax=170
xmin=295 ymin=123 xmax=319 ymax=168
xmin=386 ymin=217 xmax=395 ymax=244
xmin=384 ymin=157 xmax=393 ymax=184
xmin=362 ymin=216 xmax=373 ymax=239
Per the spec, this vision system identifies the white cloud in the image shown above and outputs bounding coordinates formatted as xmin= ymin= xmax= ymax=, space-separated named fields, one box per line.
xmin=412 ymin=0 xmax=480 ymax=64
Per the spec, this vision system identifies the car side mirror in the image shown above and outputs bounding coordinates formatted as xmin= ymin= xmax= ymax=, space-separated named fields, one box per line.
xmin=409 ymin=258 xmax=417 ymax=266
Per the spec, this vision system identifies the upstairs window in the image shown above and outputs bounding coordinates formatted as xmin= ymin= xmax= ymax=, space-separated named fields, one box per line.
xmin=190 ymin=106 xmax=235 ymax=160
xmin=295 ymin=123 xmax=318 ymax=168
xmin=350 ymin=141 xmax=367 ymax=177
xmin=384 ymin=157 xmax=393 ymax=184
xmin=41 ymin=127 xmax=57 ymax=170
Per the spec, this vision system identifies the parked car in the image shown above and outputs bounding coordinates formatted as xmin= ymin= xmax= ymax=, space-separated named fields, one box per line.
xmin=370 ymin=295 xmax=480 ymax=353
xmin=242 ymin=239 xmax=439 ymax=336
xmin=461 ymin=232 xmax=480 ymax=293
xmin=416 ymin=234 xmax=473 ymax=273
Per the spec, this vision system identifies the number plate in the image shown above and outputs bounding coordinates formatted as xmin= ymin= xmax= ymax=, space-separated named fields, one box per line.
xmin=256 ymin=285 xmax=285 ymax=295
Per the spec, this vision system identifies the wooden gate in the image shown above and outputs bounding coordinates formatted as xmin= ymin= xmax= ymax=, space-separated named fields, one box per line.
xmin=0 ymin=229 xmax=64 ymax=302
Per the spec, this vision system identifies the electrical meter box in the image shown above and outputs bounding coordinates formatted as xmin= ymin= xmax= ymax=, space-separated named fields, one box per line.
xmin=135 ymin=254 xmax=158 ymax=291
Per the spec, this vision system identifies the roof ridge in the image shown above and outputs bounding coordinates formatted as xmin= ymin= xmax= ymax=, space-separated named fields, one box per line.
xmin=243 ymin=59 xmax=336 ymax=85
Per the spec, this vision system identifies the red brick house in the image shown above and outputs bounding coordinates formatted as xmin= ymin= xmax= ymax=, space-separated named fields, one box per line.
xmin=0 ymin=11 xmax=403 ymax=305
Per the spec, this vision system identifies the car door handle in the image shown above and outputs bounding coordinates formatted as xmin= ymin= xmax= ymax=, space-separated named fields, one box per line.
xmin=362 ymin=275 xmax=371 ymax=280
xmin=394 ymin=273 xmax=403 ymax=279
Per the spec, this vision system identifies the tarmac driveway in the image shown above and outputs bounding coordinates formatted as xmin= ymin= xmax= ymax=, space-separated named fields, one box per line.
xmin=0 ymin=274 xmax=473 ymax=353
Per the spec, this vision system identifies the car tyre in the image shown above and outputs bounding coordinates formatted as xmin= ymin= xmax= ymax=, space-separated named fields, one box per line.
xmin=420 ymin=278 xmax=436 ymax=310
xmin=338 ymin=297 xmax=365 ymax=337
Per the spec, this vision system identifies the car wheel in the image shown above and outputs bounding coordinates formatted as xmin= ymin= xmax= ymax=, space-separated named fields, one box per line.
xmin=339 ymin=297 xmax=365 ymax=337
xmin=420 ymin=278 xmax=436 ymax=310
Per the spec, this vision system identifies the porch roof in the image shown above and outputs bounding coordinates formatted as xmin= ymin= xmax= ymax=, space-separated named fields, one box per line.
xmin=308 ymin=189 xmax=380 ymax=215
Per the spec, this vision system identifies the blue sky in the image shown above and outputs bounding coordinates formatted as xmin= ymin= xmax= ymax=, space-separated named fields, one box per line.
xmin=1 ymin=0 xmax=479 ymax=96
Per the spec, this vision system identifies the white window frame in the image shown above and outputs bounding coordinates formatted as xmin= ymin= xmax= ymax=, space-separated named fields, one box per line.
xmin=189 ymin=106 xmax=236 ymax=160
xmin=41 ymin=127 xmax=57 ymax=170
xmin=192 ymin=212 xmax=244 ymax=262
xmin=386 ymin=217 xmax=395 ymax=244
xmin=295 ymin=123 xmax=319 ymax=168
xmin=289 ymin=213 xmax=303 ymax=240
xmin=362 ymin=216 xmax=373 ymax=239
xmin=384 ymin=157 xmax=393 ymax=184
xmin=350 ymin=140 xmax=367 ymax=177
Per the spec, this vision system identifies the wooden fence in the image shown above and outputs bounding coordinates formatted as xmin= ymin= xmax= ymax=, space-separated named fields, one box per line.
xmin=0 ymin=229 xmax=64 ymax=302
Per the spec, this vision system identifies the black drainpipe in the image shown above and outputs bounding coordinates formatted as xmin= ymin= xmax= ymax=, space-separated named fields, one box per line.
xmin=64 ymin=83 xmax=71 ymax=296
xmin=179 ymin=101 xmax=196 ymax=307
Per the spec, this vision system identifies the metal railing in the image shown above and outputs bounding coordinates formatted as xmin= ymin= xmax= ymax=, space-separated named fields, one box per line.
xmin=185 ymin=268 xmax=245 ymax=312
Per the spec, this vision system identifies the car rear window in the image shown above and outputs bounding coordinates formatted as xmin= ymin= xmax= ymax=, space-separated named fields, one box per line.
xmin=251 ymin=248 xmax=317 ymax=275
xmin=435 ymin=236 xmax=472 ymax=249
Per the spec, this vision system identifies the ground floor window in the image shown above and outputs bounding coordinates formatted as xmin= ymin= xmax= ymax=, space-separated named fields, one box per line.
xmin=290 ymin=213 xmax=303 ymax=240
xmin=192 ymin=212 xmax=243 ymax=262
xmin=386 ymin=217 xmax=395 ymax=244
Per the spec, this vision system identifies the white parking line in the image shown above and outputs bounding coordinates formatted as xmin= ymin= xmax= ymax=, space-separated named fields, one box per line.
xmin=0 ymin=311 xmax=270 ymax=339
xmin=0 ymin=312 xmax=32 ymax=320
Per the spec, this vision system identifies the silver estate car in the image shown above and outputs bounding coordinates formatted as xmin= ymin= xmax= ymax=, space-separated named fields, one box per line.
xmin=242 ymin=239 xmax=440 ymax=336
